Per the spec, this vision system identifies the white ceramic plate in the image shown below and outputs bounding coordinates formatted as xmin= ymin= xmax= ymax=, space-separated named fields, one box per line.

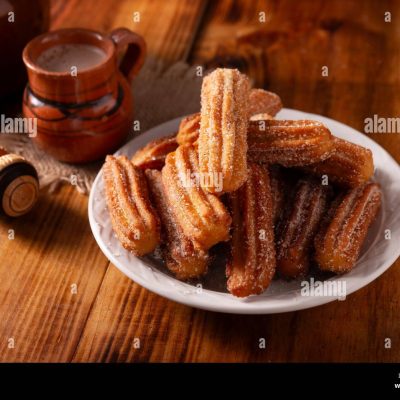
xmin=88 ymin=109 xmax=400 ymax=314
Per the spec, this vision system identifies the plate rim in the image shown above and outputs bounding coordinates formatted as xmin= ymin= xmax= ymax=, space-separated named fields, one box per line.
xmin=88 ymin=109 xmax=400 ymax=314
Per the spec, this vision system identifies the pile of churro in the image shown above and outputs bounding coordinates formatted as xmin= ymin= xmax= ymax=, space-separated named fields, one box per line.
xmin=103 ymin=68 xmax=382 ymax=298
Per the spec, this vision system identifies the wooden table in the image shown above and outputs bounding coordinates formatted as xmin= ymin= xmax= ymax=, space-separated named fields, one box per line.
xmin=1 ymin=0 xmax=399 ymax=362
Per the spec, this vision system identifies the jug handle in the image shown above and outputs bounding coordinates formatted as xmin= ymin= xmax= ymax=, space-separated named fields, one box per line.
xmin=109 ymin=28 xmax=146 ymax=83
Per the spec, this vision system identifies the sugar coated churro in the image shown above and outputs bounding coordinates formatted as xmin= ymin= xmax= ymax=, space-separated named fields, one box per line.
xmin=198 ymin=68 xmax=250 ymax=193
xmin=314 ymin=182 xmax=382 ymax=273
xmin=162 ymin=144 xmax=232 ymax=249
xmin=248 ymin=119 xmax=334 ymax=167
xmin=103 ymin=155 xmax=160 ymax=256
xmin=145 ymin=169 xmax=209 ymax=279
xmin=227 ymin=163 xmax=276 ymax=297
xmin=177 ymin=89 xmax=281 ymax=146
xmin=276 ymin=178 xmax=330 ymax=279
xmin=131 ymin=135 xmax=178 ymax=170
xmin=303 ymin=137 xmax=374 ymax=188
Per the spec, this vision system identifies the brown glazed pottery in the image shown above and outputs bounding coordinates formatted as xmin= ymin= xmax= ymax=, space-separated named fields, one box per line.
xmin=22 ymin=28 xmax=146 ymax=163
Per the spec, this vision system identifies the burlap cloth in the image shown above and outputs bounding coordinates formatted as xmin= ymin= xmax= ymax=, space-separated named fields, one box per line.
xmin=0 ymin=58 xmax=204 ymax=194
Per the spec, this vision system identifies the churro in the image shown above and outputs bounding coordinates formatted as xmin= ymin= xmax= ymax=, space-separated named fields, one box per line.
xmin=227 ymin=163 xmax=276 ymax=297
xmin=250 ymin=113 xmax=274 ymax=121
xmin=103 ymin=155 xmax=160 ymax=256
xmin=314 ymin=182 xmax=382 ymax=273
xmin=145 ymin=169 xmax=209 ymax=279
xmin=198 ymin=68 xmax=250 ymax=193
xmin=268 ymin=165 xmax=287 ymax=225
xmin=248 ymin=88 xmax=282 ymax=117
xmin=162 ymin=144 xmax=232 ymax=249
xmin=303 ymin=137 xmax=374 ymax=188
xmin=176 ymin=89 xmax=281 ymax=146
xmin=176 ymin=113 xmax=200 ymax=146
xmin=248 ymin=119 xmax=334 ymax=166
xmin=276 ymin=178 xmax=330 ymax=279
xmin=131 ymin=135 xmax=178 ymax=170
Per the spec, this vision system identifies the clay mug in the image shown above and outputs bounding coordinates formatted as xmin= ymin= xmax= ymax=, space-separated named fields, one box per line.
xmin=22 ymin=27 xmax=146 ymax=163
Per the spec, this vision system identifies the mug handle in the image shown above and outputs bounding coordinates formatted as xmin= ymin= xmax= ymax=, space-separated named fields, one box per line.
xmin=109 ymin=28 xmax=146 ymax=83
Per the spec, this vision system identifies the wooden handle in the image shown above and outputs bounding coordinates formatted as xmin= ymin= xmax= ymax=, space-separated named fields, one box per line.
xmin=109 ymin=28 xmax=146 ymax=83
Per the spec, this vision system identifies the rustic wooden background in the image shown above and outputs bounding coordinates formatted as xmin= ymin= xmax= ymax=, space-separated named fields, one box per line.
xmin=0 ymin=0 xmax=399 ymax=362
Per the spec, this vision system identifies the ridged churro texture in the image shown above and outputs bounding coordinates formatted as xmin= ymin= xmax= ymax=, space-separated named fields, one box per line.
xmin=303 ymin=137 xmax=374 ymax=188
xmin=131 ymin=135 xmax=178 ymax=170
xmin=103 ymin=155 xmax=160 ymax=256
xmin=248 ymin=119 xmax=334 ymax=166
xmin=268 ymin=165 xmax=287 ymax=225
xmin=145 ymin=169 xmax=209 ymax=280
xmin=248 ymin=89 xmax=282 ymax=117
xmin=314 ymin=182 xmax=382 ymax=273
xmin=176 ymin=113 xmax=201 ymax=146
xmin=198 ymin=68 xmax=251 ymax=193
xmin=227 ymin=163 xmax=276 ymax=297
xmin=276 ymin=178 xmax=330 ymax=279
xmin=176 ymin=89 xmax=281 ymax=146
xmin=162 ymin=144 xmax=232 ymax=249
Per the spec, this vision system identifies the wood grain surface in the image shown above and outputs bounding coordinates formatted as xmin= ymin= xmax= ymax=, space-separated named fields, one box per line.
xmin=0 ymin=0 xmax=399 ymax=362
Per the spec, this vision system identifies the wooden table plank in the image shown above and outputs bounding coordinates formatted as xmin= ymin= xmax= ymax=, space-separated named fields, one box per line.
xmin=73 ymin=267 xmax=196 ymax=362
xmin=0 ymin=187 xmax=109 ymax=362
xmin=74 ymin=265 xmax=400 ymax=362
xmin=50 ymin=0 xmax=208 ymax=63
xmin=73 ymin=0 xmax=400 ymax=362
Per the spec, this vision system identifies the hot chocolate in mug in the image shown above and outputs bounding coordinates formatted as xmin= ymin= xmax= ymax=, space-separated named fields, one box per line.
xmin=22 ymin=28 xmax=146 ymax=163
